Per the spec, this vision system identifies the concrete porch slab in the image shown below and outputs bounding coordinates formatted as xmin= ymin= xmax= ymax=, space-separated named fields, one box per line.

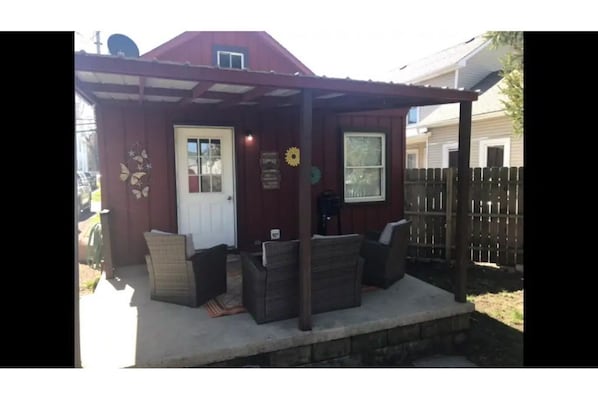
xmin=80 ymin=263 xmax=474 ymax=368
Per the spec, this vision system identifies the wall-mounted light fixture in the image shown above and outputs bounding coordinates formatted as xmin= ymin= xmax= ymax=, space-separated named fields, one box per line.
xmin=245 ymin=130 xmax=254 ymax=142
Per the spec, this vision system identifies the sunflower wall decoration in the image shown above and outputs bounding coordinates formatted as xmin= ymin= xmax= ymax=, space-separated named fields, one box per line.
xmin=285 ymin=146 xmax=300 ymax=167
xmin=119 ymin=142 xmax=152 ymax=199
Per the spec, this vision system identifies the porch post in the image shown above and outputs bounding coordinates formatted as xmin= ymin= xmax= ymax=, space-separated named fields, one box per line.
xmin=298 ymin=89 xmax=313 ymax=330
xmin=455 ymin=101 xmax=472 ymax=302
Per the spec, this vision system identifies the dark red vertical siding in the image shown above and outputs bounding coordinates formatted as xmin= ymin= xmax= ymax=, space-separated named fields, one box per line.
xmin=97 ymin=102 xmax=405 ymax=266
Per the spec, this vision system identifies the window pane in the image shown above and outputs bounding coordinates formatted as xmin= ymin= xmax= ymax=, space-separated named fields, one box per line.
xmin=407 ymin=108 xmax=418 ymax=124
xmin=201 ymin=176 xmax=211 ymax=192
xmin=200 ymin=157 xmax=210 ymax=174
xmin=345 ymin=168 xmax=381 ymax=198
xmin=211 ymin=139 xmax=221 ymax=156
xmin=231 ymin=54 xmax=243 ymax=69
xmin=448 ymin=150 xmax=459 ymax=168
xmin=407 ymin=154 xmax=417 ymax=169
xmin=188 ymin=176 xmax=199 ymax=193
xmin=188 ymin=158 xmax=198 ymax=175
xmin=218 ymin=52 xmax=230 ymax=68
xmin=211 ymin=157 xmax=222 ymax=175
xmin=187 ymin=139 xmax=198 ymax=156
xmin=200 ymin=139 xmax=210 ymax=156
xmin=346 ymin=136 xmax=382 ymax=166
xmin=487 ymin=146 xmax=504 ymax=167
xmin=212 ymin=175 xmax=222 ymax=192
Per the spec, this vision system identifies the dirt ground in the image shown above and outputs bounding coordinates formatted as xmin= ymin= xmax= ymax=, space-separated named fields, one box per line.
xmin=405 ymin=260 xmax=523 ymax=366
xmin=79 ymin=262 xmax=101 ymax=296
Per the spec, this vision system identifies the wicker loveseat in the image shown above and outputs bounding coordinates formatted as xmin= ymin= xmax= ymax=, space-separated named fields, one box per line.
xmin=242 ymin=234 xmax=364 ymax=324
xmin=143 ymin=231 xmax=227 ymax=307
xmin=360 ymin=219 xmax=412 ymax=288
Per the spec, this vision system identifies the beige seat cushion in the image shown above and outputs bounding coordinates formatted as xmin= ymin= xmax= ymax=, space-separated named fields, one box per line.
xmin=150 ymin=229 xmax=195 ymax=259
xmin=378 ymin=219 xmax=408 ymax=245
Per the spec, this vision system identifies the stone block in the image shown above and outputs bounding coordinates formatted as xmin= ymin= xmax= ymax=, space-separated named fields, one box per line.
xmin=351 ymin=331 xmax=388 ymax=353
xmin=269 ymin=345 xmax=311 ymax=367
xmin=312 ymin=338 xmax=351 ymax=362
xmin=387 ymin=323 xmax=420 ymax=345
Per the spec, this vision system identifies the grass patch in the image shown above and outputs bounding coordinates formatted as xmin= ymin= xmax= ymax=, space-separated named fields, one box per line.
xmin=84 ymin=276 xmax=100 ymax=292
xmin=85 ymin=276 xmax=100 ymax=292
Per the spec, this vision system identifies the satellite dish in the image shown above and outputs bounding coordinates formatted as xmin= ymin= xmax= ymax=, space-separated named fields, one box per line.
xmin=107 ymin=34 xmax=140 ymax=58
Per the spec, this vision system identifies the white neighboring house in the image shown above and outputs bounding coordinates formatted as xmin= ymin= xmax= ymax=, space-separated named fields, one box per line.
xmin=75 ymin=93 xmax=96 ymax=172
xmin=386 ymin=34 xmax=523 ymax=169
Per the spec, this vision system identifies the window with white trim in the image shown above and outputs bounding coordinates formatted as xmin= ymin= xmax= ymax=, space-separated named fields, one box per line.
xmin=406 ymin=149 xmax=418 ymax=169
xmin=407 ymin=107 xmax=419 ymax=125
xmin=217 ymin=51 xmax=245 ymax=69
xmin=479 ymin=137 xmax=511 ymax=167
xmin=343 ymin=132 xmax=386 ymax=203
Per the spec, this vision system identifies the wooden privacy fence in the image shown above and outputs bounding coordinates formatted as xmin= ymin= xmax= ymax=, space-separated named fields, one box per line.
xmin=404 ymin=167 xmax=523 ymax=267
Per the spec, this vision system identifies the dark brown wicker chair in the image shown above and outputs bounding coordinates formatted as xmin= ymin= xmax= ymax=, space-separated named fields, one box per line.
xmin=242 ymin=234 xmax=364 ymax=324
xmin=143 ymin=232 xmax=227 ymax=307
xmin=361 ymin=220 xmax=412 ymax=289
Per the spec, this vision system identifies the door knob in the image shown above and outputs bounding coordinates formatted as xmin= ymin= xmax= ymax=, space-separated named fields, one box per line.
xmin=227 ymin=195 xmax=232 ymax=201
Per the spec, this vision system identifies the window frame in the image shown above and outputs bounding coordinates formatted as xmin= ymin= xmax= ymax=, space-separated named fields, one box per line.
xmin=342 ymin=131 xmax=387 ymax=204
xmin=213 ymin=45 xmax=248 ymax=70
xmin=479 ymin=137 xmax=511 ymax=167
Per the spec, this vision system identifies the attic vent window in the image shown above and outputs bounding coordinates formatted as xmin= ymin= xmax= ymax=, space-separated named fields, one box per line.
xmin=217 ymin=51 xmax=244 ymax=70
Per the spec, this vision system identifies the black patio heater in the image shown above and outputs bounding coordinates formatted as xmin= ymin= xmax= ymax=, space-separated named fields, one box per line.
xmin=316 ymin=190 xmax=341 ymax=235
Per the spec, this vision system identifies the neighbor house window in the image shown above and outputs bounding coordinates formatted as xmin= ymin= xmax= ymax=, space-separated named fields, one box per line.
xmin=344 ymin=132 xmax=386 ymax=203
xmin=479 ymin=137 xmax=511 ymax=167
xmin=407 ymin=107 xmax=419 ymax=125
xmin=217 ymin=51 xmax=245 ymax=69
xmin=406 ymin=150 xmax=418 ymax=169
xmin=442 ymin=142 xmax=459 ymax=168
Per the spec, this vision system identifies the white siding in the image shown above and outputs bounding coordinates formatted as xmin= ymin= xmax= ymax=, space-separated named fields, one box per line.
xmin=458 ymin=45 xmax=510 ymax=89
xmin=426 ymin=116 xmax=523 ymax=168
xmin=416 ymin=71 xmax=457 ymax=122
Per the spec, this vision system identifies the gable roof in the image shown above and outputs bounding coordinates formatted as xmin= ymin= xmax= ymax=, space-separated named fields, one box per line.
xmin=388 ymin=34 xmax=488 ymax=84
xmin=416 ymin=71 xmax=505 ymax=127
xmin=141 ymin=31 xmax=314 ymax=75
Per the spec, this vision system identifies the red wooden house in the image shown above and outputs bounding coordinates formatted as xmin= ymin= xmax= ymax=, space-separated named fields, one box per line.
xmin=75 ymin=31 xmax=477 ymax=324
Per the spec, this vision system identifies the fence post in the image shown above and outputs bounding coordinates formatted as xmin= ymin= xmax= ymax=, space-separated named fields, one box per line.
xmin=445 ymin=168 xmax=454 ymax=263
xmin=99 ymin=209 xmax=115 ymax=279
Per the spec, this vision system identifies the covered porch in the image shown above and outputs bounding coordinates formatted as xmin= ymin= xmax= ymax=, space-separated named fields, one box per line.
xmin=75 ymin=51 xmax=477 ymax=356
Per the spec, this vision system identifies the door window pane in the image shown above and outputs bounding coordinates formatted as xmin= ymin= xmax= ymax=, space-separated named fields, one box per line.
xmin=201 ymin=176 xmax=211 ymax=192
xmin=212 ymin=175 xmax=222 ymax=192
xmin=187 ymin=139 xmax=198 ymax=156
xmin=188 ymin=176 xmax=199 ymax=193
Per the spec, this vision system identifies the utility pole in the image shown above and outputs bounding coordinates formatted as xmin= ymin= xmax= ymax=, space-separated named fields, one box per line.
xmin=94 ymin=31 xmax=102 ymax=54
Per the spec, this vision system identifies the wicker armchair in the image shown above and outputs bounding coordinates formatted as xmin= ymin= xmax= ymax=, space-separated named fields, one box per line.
xmin=360 ymin=220 xmax=412 ymax=289
xmin=143 ymin=232 xmax=227 ymax=307
xmin=242 ymin=234 xmax=364 ymax=324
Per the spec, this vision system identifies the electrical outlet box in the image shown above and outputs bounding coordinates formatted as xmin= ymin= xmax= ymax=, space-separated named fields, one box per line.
xmin=270 ymin=229 xmax=281 ymax=240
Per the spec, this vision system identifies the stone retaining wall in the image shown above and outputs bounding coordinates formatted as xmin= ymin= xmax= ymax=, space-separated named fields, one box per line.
xmin=205 ymin=313 xmax=471 ymax=367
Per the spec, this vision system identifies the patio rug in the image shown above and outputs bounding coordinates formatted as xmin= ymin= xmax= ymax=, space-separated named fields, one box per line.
xmin=203 ymin=258 xmax=380 ymax=318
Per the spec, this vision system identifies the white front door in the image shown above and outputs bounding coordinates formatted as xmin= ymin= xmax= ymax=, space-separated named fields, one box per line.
xmin=174 ymin=126 xmax=236 ymax=249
